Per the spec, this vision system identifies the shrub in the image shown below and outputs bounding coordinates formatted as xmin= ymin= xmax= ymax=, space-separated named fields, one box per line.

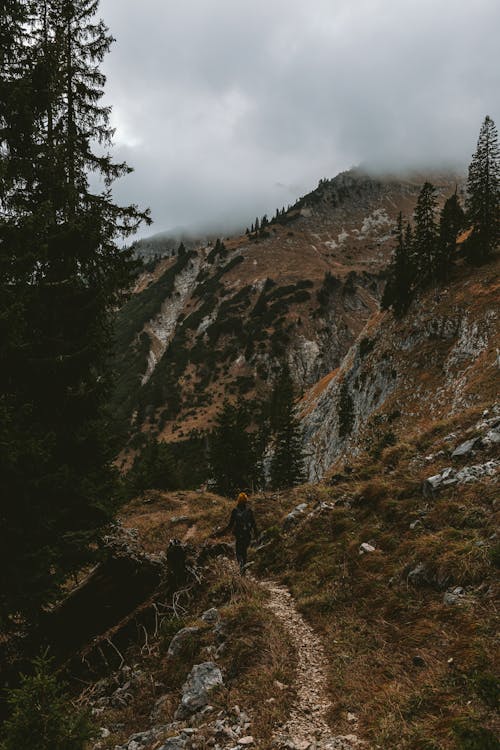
xmin=1 ymin=655 xmax=95 ymax=750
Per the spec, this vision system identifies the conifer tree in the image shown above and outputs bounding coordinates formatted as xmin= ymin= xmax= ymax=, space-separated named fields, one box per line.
xmin=437 ymin=191 xmax=465 ymax=280
xmin=381 ymin=213 xmax=414 ymax=316
xmin=209 ymin=401 xmax=256 ymax=496
xmin=1 ymin=654 xmax=95 ymax=750
xmin=338 ymin=379 xmax=354 ymax=438
xmin=0 ymin=0 xmax=149 ymax=621
xmin=269 ymin=368 xmax=305 ymax=490
xmin=413 ymin=181 xmax=438 ymax=282
xmin=465 ymin=115 xmax=500 ymax=263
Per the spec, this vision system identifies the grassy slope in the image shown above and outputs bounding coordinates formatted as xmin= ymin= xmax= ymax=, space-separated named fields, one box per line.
xmin=118 ymin=402 xmax=498 ymax=749
xmin=115 ymin=254 xmax=499 ymax=749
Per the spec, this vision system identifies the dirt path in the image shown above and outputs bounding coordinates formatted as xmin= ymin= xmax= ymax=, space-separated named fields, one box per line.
xmin=260 ymin=579 xmax=365 ymax=750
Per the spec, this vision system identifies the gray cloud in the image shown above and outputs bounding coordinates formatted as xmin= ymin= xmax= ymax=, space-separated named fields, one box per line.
xmin=99 ymin=0 xmax=500 ymax=237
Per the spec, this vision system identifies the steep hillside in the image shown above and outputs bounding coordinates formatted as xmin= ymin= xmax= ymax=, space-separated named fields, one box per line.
xmin=76 ymin=385 xmax=498 ymax=750
xmin=17 ymin=243 xmax=497 ymax=750
xmin=300 ymin=255 xmax=499 ymax=480
xmin=112 ymin=169 xmax=461 ymax=457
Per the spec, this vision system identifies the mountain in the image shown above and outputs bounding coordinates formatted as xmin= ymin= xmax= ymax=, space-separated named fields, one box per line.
xmin=6 ymin=169 xmax=497 ymax=750
xmin=112 ymin=168 xmax=463 ymax=463
xmin=93 ymin=234 xmax=497 ymax=749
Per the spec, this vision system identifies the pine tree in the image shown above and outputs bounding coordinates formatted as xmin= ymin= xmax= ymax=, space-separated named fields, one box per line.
xmin=381 ymin=213 xmax=414 ymax=316
xmin=437 ymin=191 xmax=465 ymax=280
xmin=2 ymin=654 xmax=95 ymax=750
xmin=269 ymin=368 xmax=305 ymax=490
xmin=465 ymin=115 xmax=500 ymax=263
xmin=0 ymin=0 xmax=149 ymax=621
xmin=209 ymin=402 xmax=256 ymax=496
xmin=338 ymin=379 xmax=354 ymax=438
xmin=413 ymin=182 xmax=438 ymax=283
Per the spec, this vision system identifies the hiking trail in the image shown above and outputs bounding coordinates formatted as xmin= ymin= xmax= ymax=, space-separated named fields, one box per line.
xmin=260 ymin=579 xmax=365 ymax=750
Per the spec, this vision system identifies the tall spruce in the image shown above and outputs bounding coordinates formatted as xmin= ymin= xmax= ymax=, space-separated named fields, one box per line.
xmin=413 ymin=181 xmax=438 ymax=283
xmin=465 ymin=115 xmax=500 ymax=263
xmin=381 ymin=212 xmax=414 ymax=316
xmin=0 ymin=0 xmax=149 ymax=622
xmin=269 ymin=368 xmax=305 ymax=490
xmin=437 ymin=191 xmax=465 ymax=281
xmin=209 ymin=401 xmax=256 ymax=497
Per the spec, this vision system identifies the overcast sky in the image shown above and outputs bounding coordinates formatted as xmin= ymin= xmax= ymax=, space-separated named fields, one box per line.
xmin=99 ymin=0 xmax=500 ymax=239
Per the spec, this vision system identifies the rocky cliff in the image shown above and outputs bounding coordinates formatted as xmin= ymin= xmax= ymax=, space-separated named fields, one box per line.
xmin=300 ymin=256 xmax=499 ymax=481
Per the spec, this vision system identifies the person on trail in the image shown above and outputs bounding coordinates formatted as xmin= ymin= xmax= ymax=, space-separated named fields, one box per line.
xmin=217 ymin=492 xmax=259 ymax=573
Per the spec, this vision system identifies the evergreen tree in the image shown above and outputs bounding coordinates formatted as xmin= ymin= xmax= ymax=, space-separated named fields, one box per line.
xmin=269 ymin=368 xmax=305 ymax=490
xmin=0 ymin=0 xmax=149 ymax=621
xmin=209 ymin=401 xmax=256 ymax=496
xmin=128 ymin=439 xmax=180 ymax=495
xmin=465 ymin=115 xmax=500 ymax=263
xmin=413 ymin=181 xmax=438 ymax=282
xmin=338 ymin=379 xmax=354 ymax=438
xmin=1 ymin=654 xmax=95 ymax=750
xmin=437 ymin=191 xmax=465 ymax=280
xmin=381 ymin=213 xmax=414 ymax=316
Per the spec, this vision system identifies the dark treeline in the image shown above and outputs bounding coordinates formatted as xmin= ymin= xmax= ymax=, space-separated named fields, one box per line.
xmin=382 ymin=116 xmax=499 ymax=316
xmin=128 ymin=366 xmax=306 ymax=499
xmin=0 ymin=0 xmax=149 ymax=625
xmin=208 ymin=366 xmax=306 ymax=496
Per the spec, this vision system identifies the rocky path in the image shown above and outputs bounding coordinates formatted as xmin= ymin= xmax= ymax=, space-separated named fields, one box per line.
xmin=261 ymin=580 xmax=365 ymax=750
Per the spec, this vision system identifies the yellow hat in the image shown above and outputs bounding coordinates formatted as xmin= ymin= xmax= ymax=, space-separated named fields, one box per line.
xmin=237 ymin=492 xmax=248 ymax=505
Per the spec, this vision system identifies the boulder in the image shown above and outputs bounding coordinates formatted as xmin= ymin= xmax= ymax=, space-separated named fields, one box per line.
xmin=201 ymin=607 xmax=220 ymax=624
xmin=422 ymin=467 xmax=457 ymax=496
xmin=359 ymin=542 xmax=376 ymax=555
xmin=167 ymin=627 xmax=200 ymax=658
xmin=175 ymin=662 xmax=223 ymax=719
xmin=443 ymin=586 xmax=466 ymax=605
xmin=283 ymin=503 xmax=308 ymax=531
xmin=451 ymin=437 xmax=481 ymax=458
xmin=484 ymin=428 xmax=500 ymax=446
xmin=456 ymin=461 xmax=499 ymax=483
xmin=158 ymin=738 xmax=186 ymax=750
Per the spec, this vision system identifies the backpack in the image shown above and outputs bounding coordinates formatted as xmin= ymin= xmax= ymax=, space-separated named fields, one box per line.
xmin=233 ymin=507 xmax=253 ymax=538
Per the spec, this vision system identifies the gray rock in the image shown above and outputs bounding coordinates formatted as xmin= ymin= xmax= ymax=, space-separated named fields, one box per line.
xmin=119 ymin=725 xmax=175 ymax=750
xmin=201 ymin=607 xmax=220 ymax=624
xmin=456 ymin=460 xmax=499 ymax=483
xmin=423 ymin=466 xmax=458 ymax=496
xmin=175 ymin=662 xmax=223 ymax=719
xmin=294 ymin=503 xmax=309 ymax=513
xmin=359 ymin=542 xmax=376 ymax=554
xmin=158 ymin=738 xmax=186 ymax=750
xmin=483 ymin=428 xmax=500 ymax=446
xmin=283 ymin=503 xmax=309 ymax=531
xmin=168 ymin=627 xmax=200 ymax=657
xmin=452 ymin=437 xmax=481 ymax=458
xmin=443 ymin=587 xmax=466 ymax=605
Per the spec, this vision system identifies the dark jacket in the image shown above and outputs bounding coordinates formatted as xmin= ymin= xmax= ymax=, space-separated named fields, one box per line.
xmin=223 ymin=504 xmax=258 ymax=541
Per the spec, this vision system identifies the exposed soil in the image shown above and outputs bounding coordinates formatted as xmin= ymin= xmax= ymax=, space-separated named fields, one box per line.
xmin=261 ymin=579 xmax=365 ymax=750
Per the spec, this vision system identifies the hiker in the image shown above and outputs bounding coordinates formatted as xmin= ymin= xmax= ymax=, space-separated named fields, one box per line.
xmin=216 ymin=492 xmax=259 ymax=573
